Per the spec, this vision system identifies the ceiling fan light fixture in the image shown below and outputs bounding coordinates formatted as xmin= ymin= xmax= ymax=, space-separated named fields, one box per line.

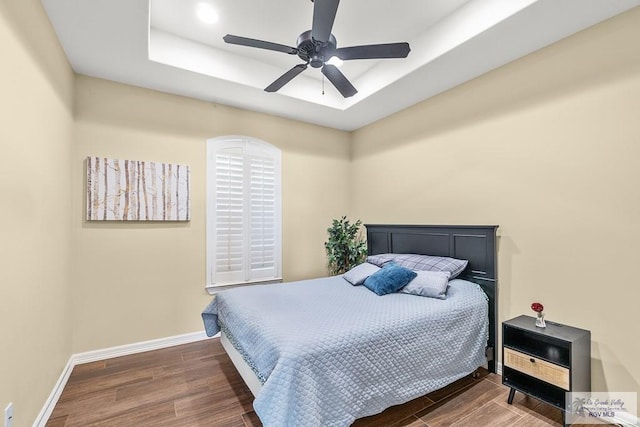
xmin=196 ymin=2 xmax=218 ymax=24
xmin=326 ymin=56 xmax=343 ymax=67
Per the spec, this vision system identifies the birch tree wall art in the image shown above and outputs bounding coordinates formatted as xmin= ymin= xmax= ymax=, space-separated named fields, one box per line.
xmin=86 ymin=157 xmax=190 ymax=221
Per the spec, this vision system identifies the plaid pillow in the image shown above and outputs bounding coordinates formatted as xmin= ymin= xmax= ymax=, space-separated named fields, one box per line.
xmin=366 ymin=253 xmax=468 ymax=279
xmin=365 ymin=254 xmax=396 ymax=267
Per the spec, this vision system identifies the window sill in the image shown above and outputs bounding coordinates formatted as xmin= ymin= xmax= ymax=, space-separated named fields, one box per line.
xmin=205 ymin=278 xmax=284 ymax=295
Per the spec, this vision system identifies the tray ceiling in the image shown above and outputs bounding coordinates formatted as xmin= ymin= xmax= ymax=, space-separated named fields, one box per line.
xmin=41 ymin=0 xmax=639 ymax=130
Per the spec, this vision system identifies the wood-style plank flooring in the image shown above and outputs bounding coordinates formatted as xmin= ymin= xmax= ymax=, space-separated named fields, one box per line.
xmin=46 ymin=339 xmax=602 ymax=426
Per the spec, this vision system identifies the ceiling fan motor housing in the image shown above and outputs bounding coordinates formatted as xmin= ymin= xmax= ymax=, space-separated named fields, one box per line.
xmin=296 ymin=30 xmax=336 ymax=68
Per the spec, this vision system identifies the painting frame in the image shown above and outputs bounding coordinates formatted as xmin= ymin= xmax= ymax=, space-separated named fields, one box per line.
xmin=86 ymin=156 xmax=190 ymax=221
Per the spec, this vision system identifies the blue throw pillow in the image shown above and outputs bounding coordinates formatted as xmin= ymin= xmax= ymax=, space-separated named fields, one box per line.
xmin=363 ymin=263 xmax=417 ymax=296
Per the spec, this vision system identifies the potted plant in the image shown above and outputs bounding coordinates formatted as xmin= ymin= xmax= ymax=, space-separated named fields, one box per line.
xmin=325 ymin=216 xmax=367 ymax=275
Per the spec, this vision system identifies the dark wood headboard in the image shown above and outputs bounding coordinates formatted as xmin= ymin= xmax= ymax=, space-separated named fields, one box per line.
xmin=365 ymin=224 xmax=499 ymax=373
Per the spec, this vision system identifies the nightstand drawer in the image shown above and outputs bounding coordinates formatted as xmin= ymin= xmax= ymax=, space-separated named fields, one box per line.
xmin=504 ymin=348 xmax=570 ymax=390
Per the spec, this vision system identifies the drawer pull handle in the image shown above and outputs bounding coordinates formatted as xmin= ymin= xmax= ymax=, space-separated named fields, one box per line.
xmin=530 ymin=358 xmax=536 ymax=363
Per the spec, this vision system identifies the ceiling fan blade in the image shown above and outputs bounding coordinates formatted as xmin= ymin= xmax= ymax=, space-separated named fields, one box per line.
xmin=223 ymin=34 xmax=298 ymax=55
xmin=265 ymin=64 xmax=308 ymax=93
xmin=311 ymin=0 xmax=340 ymax=43
xmin=321 ymin=64 xmax=357 ymax=98
xmin=335 ymin=42 xmax=411 ymax=60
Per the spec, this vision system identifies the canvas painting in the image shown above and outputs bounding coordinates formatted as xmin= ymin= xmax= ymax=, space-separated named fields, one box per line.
xmin=86 ymin=156 xmax=190 ymax=221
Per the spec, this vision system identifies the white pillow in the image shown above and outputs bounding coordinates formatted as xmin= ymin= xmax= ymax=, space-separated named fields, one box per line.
xmin=400 ymin=270 xmax=451 ymax=299
xmin=342 ymin=262 xmax=380 ymax=286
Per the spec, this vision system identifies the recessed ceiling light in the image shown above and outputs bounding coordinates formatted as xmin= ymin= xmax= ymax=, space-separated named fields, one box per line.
xmin=197 ymin=2 xmax=218 ymax=24
xmin=326 ymin=56 xmax=343 ymax=67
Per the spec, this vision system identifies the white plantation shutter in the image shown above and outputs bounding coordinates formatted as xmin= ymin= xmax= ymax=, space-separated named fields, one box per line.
xmin=249 ymin=151 xmax=277 ymax=280
xmin=214 ymin=147 xmax=245 ymax=284
xmin=207 ymin=137 xmax=281 ymax=288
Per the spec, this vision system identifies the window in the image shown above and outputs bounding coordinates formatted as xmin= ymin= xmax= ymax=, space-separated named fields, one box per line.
xmin=206 ymin=136 xmax=282 ymax=291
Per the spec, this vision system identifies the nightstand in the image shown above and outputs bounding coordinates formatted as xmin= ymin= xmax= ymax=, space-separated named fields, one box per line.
xmin=502 ymin=315 xmax=591 ymax=422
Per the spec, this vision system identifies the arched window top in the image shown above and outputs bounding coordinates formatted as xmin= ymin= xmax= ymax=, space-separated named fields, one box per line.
xmin=208 ymin=135 xmax=280 ymax=152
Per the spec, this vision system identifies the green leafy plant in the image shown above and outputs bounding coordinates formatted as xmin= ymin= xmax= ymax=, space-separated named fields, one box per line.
xmin=325 ymin=216 xmax=367 ymax=275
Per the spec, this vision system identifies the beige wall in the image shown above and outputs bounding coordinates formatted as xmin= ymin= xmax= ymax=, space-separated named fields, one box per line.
xmin=71 ymin=76 xmax=351 ymax=353
xmin=351 ymin=8 xmax=640 ymax=395
xmin=0 ymin=0 xmax=74 ymax=426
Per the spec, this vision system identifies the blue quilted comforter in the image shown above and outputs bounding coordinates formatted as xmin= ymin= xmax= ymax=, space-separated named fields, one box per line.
xmin=202 ymin=276 xmax=488 ymax=426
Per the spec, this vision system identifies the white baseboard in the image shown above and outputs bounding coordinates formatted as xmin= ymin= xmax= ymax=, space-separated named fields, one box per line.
xmin=33 ymin=331 xmax=212 ymax=427
xmin=71 ymin=330 xmax=210 ymax=365
xmin=32 ymin=358 xmax=74 ymax=427
xmin=610 ymin=411 xmax=639 ymax=427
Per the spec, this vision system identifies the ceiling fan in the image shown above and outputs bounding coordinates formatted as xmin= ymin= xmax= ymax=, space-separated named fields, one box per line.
xmin=223 ymin=0 xmax=411 ymax=98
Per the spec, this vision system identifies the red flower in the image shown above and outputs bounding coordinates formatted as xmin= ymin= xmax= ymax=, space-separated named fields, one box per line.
xmin=531 ymin=302 xmax=544 ymax=313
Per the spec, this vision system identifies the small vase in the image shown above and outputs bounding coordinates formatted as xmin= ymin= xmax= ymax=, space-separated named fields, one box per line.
xmin=535 ymin=312 xmax=546 ymax=328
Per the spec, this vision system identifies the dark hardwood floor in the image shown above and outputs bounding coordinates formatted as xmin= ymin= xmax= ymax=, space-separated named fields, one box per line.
xmin=46 ymin=338 xmax=598 ymax=426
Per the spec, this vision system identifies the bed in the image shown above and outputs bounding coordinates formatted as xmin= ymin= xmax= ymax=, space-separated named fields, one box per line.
xmin=202 ymin=224 xmax=498 ymax=426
